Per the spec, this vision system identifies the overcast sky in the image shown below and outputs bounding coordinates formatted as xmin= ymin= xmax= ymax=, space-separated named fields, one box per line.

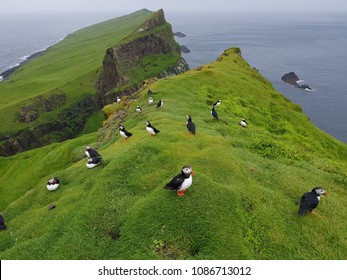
xmin=1 ymin=0 xmax=346 ymax=14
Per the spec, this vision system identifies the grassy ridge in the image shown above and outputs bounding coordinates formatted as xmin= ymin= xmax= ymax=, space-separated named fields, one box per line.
xmin=0 ymin=9 xmax=152 ymax=135
xmin=0 ymin=48 xmax=346 ymax=259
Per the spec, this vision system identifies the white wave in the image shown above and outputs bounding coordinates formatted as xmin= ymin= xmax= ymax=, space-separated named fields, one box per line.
xmin=10 ymin=63 xmax=20 ymax=68
xmin=20 ymin=55 xmax=30 ymax=60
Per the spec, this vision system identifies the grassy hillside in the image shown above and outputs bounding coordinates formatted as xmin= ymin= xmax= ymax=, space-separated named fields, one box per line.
xmin=0 ymin=9 xmax=152 ymax=135
xmin=0 ymin=48 xmax=346 ymax=260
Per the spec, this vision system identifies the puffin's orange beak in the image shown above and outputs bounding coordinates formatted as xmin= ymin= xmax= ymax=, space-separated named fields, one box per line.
xmin=191 ymin=170 xmax=195 ymax=176
xmin=323 ymin=192 xmax=328 ymax=196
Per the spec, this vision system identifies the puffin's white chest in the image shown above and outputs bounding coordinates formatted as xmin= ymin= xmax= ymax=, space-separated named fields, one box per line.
xmin=146 ymin=126 xmax=155 ymax=135
xmin=317 ymin=196 xmax=321 ymax=201
xmin=86 ymin=162 xmax=100 ymax=169
xmin=240 ymin=121 xmax=247 ymax=127
xmin=179 ymin=175 xmax=193 ymax=190
xmin=120 ymin=130 xmax=127 ymax=138
xmin=47 ymin=183 xmax=59 ymax=191
xmin=85 ymin=151 xmax=90 ymax=157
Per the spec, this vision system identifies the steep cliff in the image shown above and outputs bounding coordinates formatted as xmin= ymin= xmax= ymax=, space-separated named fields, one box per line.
xmin=0 ymin=9 xmax=188 ymax=156
xmin=96 ymin=9 xmax=189 ymax=94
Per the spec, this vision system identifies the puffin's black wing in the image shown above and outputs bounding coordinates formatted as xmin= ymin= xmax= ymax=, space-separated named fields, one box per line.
xmin=211 ymin=107 xmax=218 ymax=119
xmin=153 ymin=127 xmax=160 ymax=134
xmin=298 ymin=192 xmax=319 ymax=215
xmin=91 ymin=157 xmax=102 ymax=164
xmin=186 ymin=121 xmax=196 ymax=134
xmin=125 ymin=130 xmax=133 ymax=137
xmin=164 ymin=174 xmax=185 ymax=190
xmin=89 ymin=148 xmax=101 ymax=158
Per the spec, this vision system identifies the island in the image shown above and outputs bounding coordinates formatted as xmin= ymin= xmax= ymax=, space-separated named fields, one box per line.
xmin=180 ymin=45 xmax=191 ymax=54
xmin=281 ymin=72 xmax=313 ymax=91
xmin=173 ymin=31 xmax=186 ymax=37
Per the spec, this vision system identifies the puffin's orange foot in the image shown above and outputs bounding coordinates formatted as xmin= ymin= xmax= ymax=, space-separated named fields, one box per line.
xmin=177 ymin=190 xmax=186 ymax=197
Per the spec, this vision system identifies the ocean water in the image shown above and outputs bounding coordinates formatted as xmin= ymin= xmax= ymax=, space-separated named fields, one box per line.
xmin=0 ymin=12 xmax=346 ymax=143
xmin=168 ymin=12 xmax=347 ymax=144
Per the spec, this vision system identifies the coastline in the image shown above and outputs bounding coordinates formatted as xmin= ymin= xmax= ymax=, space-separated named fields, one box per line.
xmin=0 ymin=49 xmax=48 ymax=81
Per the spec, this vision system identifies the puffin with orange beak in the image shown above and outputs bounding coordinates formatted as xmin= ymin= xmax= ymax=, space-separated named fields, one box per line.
xmin=298 ymin=187 xmax=327 ymax=216
xmin=164 ymin=165 xmax=194 ymax=196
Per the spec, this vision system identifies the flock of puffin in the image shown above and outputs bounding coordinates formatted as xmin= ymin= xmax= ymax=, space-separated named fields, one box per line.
xmin=44 ymin=88 xmax=329 ymax=219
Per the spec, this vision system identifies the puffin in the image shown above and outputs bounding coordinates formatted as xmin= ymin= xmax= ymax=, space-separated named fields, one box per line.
xmin=213 ymin=100 xmax=221 ymax=107
xmin=186 ymin=115 xmax=196 ymax=134
xmin=164 ymin=165 xmax=194 ymax=196
xmin=0 ymin=215 xmax=7 ymax=230
xmin=119 ymin=124 xmax=132 ymax=139
xmin=47 ymin=177 xmax=60 ymax=191
xmin=86 ymin=157 xmax=102 ymax=169
xmin=211 ymin=106 xmax=219 ymax=120
xmin=148 ymin=96 xmax=154 ymax=105
xmin=240 ymin=118 xmax=248 ymax=128
xmin=116 ymin=96 xmax=121 ymax=103
xmin=157 ymin=99 xmax=164 ymax=108
xmin=136 ymin=106 xmax=142 ymax=115
xmin=85 ymin=146 xmax=101 ymax=158
xmin=148 ymin=88 xmax=153 ymax=95
xmin=145 ymin=121 xmax=160 ymax=136
xmin=298 ymin=187 xmax=327 ymax=216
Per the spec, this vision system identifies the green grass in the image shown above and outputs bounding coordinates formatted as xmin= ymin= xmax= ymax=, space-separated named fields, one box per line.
xmin=0 ymin=48 xmax=346 ymax=260
xmin=0 ymin=9 xmax=152 ymax=135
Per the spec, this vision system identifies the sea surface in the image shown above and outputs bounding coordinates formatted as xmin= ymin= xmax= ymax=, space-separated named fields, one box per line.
xmin=0 ymin=12 xmax=346 ymax=143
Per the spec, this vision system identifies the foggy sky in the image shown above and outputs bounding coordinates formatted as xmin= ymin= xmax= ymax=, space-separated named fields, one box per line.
xmin=1 ymin=0 xmax=347 ymax=15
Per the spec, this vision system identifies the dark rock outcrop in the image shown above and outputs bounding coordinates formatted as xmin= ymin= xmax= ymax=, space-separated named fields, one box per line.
xmin=17 ymin=93 xmax=67 ymax=123
xmin=281 ymin=72 xmax=313 ymax=91
xmin=180 ymin=45 xmax=191 ymax=54
xmin=174 ymin=32 xmax=187 ymax=37
xmin=0 ymin=93 xmax=103 ymax=157
xmin=96 ymin=9 xmax=189 ymax=94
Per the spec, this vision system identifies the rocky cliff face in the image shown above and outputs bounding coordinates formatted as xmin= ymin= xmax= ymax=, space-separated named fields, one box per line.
xmin=96 ymin=9 xmax=189 ymax=94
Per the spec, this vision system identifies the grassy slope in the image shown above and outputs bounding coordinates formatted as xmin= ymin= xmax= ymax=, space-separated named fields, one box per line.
xmin=0 ymin=9 xmax=152 ymax=135
xmin=0 ymin=48 xmax=346 ymax=260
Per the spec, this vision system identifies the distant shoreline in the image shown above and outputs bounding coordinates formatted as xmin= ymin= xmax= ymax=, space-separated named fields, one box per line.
xmin=0 ymin=49 xmax=48 ymax=81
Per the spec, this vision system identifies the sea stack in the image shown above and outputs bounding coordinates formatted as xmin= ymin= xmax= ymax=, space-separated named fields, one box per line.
xmin=281 ymin=72 xmax=313 ymax=91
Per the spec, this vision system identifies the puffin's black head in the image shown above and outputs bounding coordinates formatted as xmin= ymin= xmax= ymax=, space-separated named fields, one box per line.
xmin=186 ymin=115 xmax=192 ymax=120
xmin=86 ymin=145 xmax=91 ymax=151
xmin=145 ymin=121 xmax=151 ymax=126
xmin=48 ymin=177 xmax=59 ymax=185
xmin=118 ymin=124 xmax=124 ymax=130
xmin=181 ymin=165 xmax=194 ymax=176
xmin=312 ymin=187 xmax=327 ymax=196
